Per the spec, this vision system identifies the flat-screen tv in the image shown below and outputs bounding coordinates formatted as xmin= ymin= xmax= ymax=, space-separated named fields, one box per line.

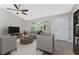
xmin=8 ymin=26 xmax=20 ymax=34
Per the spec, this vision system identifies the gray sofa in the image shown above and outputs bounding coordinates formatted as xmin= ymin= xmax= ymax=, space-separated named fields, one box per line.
xmin=0 ymin=35 xmax=17 ymax=54
xmin=37 ymin=33 xmax=54 ymax=54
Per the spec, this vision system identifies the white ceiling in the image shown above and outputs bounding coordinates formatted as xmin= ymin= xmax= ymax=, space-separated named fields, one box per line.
xmin=0 ymin=4 xmax=74 ymax=20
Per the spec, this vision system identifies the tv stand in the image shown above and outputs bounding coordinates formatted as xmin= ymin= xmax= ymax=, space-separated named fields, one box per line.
xmin=10 ymin=33 xmax=20 ymax=36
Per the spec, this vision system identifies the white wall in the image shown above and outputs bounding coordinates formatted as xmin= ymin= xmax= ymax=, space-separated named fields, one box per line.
xmin=26 ymin=16 xmax=53 ymax=33
xmin=0 ymin=8 xmax=27 ymax=34
xmin=71 ymin=4 xmax=79 ymax=13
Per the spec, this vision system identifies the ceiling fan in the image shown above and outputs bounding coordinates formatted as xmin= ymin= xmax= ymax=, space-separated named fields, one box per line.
xmin=7 ymin=4 xmax=29 ymax=15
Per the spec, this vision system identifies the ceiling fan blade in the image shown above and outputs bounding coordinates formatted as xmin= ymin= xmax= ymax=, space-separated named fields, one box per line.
xmin=7 ymin=8 xmax=17 ymax=11
xmin=21 ymin=9 xmax=29 ymax=12
xmin=22 ymin=12 xmax=27 ymax=15
xmin=18 ymin=4 xmax=21 ymax=7
xmin=13 ymin=4 xmax=19 ymax=10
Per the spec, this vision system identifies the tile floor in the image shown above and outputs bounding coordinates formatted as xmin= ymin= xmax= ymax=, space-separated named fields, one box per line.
xmin=11 ymin=39 xmax=74 ymax=55
xmin=12 ymin=39 xmax=43 ymax=55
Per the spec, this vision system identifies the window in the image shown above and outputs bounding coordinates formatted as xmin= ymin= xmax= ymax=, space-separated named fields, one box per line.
xmin=31 ymin=22 xmax=42 ymax=33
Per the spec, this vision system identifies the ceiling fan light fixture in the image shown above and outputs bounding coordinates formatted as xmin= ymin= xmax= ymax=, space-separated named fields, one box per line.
xmin=17 ymin=11 xmax=21 ymax=14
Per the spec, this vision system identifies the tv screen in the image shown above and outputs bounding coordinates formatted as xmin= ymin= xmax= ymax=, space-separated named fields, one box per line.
xmin=8 ymin=26 xmax=20 ymax=34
